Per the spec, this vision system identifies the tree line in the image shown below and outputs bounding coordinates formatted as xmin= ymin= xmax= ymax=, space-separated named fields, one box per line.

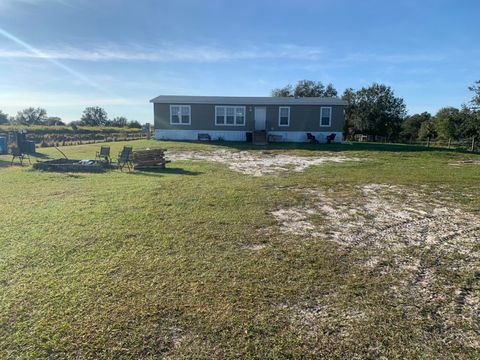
xmin=0 ymin=106 xmax=142 ymax=129
xmin=272 ymin=79 xmax=480 ymax=142
xmin=3 ymin=81 xmax=479 ymax=142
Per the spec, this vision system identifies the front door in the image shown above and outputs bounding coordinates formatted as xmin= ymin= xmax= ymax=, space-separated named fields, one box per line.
xmin=254 ymin=107 xmax=266 ymax=131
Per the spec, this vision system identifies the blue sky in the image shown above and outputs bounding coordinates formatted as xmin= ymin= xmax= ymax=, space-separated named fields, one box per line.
xmin=0 ymin=0 xmax=479 ymax=123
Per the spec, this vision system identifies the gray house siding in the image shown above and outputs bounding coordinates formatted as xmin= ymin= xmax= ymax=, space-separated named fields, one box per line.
xmin=152 ymin=96 xmax=346 ymax=143
xmin=264 ymin=105 xmax=344 ymax=132
xmin=155 ymin=104 xmax=344 ymax=132
xmin=154 ymin=103 xmax=255 ymax=131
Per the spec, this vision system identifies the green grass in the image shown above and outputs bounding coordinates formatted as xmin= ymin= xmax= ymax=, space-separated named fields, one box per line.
xmin=1 ymin=140 xmax=479 ymax=359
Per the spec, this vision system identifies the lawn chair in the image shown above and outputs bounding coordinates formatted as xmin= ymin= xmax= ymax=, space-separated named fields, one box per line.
xmin=197 ymin=133 xmax=211 ymax=141
xmin=95 ymin=145 xmax=111 ymax=163
xmin=307 ymin=133 xmax=319 ymax=144
xmin=326 ymin=133 xmax=336 ymax=144
xmin=11 ymin=147 xmax=31 ymax=166
xmin=117 ymin=146 xmax=133 ymax=171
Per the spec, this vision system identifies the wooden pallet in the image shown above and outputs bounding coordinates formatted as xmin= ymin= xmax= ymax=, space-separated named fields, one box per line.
xmin=133 ymin=148 xmax=170 ymax=171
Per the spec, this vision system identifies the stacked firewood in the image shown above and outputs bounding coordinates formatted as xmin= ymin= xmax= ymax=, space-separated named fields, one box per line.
xmin=133 ymin=148 xmax=170 ymax=171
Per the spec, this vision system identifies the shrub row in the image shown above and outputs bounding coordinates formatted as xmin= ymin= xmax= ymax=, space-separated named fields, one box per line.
xmin=37 ymin=133 xmax=146 ymax=148
xmin=0 ymin=124 xmax=144 ymax=135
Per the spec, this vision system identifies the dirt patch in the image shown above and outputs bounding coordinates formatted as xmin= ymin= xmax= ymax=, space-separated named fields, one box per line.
xmin=449 ymin=159 xmax=480 ymax=166
xmin=168 ymin=150 xmax=363 ymax=176
xmin=273 ymin=184 xmax=479 ymax=252
xmin=241 ymin=244 xmax=267 ymax=251
xmin=273 ymin=184 xmax=480 ymax=348
xmin=270 ymin=208 xmax=321 ymax=237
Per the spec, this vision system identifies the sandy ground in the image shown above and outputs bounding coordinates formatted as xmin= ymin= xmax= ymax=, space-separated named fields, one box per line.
xmin=168 ymin=150 xmax=363 ymax=176
xmin=450 ymin=159 xmax=480 ymax=166
xmin=272 ymin=184 xmax=480 ymax=348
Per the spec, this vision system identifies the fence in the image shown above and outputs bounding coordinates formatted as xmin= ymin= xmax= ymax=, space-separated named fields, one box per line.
xmin=34 ymin=132 xmax=148 ymax=148
xmin=0 ymin=125 xmax=149 ymax=149
xmin=407 ymin=137 xmax=477 ymax=152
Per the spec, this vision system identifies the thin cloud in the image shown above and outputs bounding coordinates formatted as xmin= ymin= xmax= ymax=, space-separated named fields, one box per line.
xmin=0 ymin=0 xmax=71 ymax=7
xmin=0 ymin=42 xmax=448 ymax=66
xmin=0 ymin=27 xmax=115 ymax=95
xmin=0 ymin=43 xmax=324 ymax=62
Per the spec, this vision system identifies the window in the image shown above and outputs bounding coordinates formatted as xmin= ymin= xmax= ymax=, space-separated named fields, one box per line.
xmin=215 ymin=106 xmax=246 ymax=126
xmin=216 ymin=106 xmax=225 ymax=125
xmin=279 ymin=106 xmax=290 ymax=127
xmin=226 ymin=107 xmax=235 ymax=125
xmin=170 ymin=105 xmax=191 ymax=125
xmin=320 ymin=107 xmax=332 ymax=127
xmin=235 ymin=107 xmax=245 ymax=125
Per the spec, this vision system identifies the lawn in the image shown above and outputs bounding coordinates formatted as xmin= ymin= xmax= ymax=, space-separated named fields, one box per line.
xmin=0 ymin=140 xmax=479 ymax=359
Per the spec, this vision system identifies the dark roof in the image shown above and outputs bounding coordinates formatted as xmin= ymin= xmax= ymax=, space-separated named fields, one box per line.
xmin=150 ymin=95 xmax=348 ymax=106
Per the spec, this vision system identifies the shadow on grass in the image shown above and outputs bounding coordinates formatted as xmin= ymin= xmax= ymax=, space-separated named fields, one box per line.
xmin=0 ymin=157 xmax=33 ymax=167
xmin=162 ymin=140 xmax=479 ymax=154
xmin=0 ymin=151 xmax=49 ymax=168
xmin=0 ymin=158 xmax=12 ymax=168
xmin=32 ymin=152 xmax=49 ymax=159
xmin=128 ymin=167 xmax=202 ymax=176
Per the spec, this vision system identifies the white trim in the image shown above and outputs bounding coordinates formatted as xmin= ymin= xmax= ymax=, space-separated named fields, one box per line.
xmin=320 ymin=106 xmax=332 ymax=127
xmin=278 ymin=106 xmax=290 ymax=127
xmin=215 ymin=106 xmax=246 ymax=126
xmin=170 ymin=104 xmax=191 ymax=125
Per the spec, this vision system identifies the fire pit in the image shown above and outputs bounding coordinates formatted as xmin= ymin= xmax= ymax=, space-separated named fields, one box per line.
xmin=33 ymin=159 xmax=112 ymax=173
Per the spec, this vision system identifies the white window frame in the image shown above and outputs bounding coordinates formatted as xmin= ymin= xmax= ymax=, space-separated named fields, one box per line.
xmin=215 ymin=106 xmax=246 ymax=126
xmin=278 ymin=106 xmax=290 ymax=127
xmin=320 ymin=106 xmax=332 ymax=127
xmin=170 ymin=105 xmax=191 ymax=125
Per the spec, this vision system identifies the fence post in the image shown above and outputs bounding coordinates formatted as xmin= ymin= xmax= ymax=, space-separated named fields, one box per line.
xmin=448 ymin=138 xmax=451 ymax=149
xmin=426 ymin=137 xmax=430 ymax=148
xmin=472 ymin=136 xmax=476 ymax=152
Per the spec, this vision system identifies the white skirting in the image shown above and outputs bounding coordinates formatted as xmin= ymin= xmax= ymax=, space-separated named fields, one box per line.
xmin=154 ymin=129 xmax=246 ymax=141
xmin=267 ymin=131 xmax=343 ymax=143
xmin=154 ymin=129 xmax=342 ymax=143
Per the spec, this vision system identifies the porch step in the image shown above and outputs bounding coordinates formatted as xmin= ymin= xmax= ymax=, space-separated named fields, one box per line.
xmin=254 ymin=131 xmax=267 ymax=145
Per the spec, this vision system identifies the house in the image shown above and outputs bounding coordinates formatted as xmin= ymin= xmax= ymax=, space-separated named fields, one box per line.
xmin=150 ymin=95 xmax=347 ymax=143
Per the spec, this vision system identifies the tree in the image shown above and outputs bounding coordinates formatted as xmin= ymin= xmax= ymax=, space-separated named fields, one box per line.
xmin=434 ymin=107 xmax=463 ymax=140
xmin=400 ymin=112 xmax=432 ymax=141
xmin=271 ymin=84 xmax=293 ymax=97
xmin=459 ymin=107 xmax=480 ymax=139
xmin=127 ymin=120 xmax=142 ymax=129
xmin=294 ymin=80 xmax=325 ymax=97
xmin=271 ymin=80 xmax=338 ymax=97
xmin=431 ymin=106 xmax=480 ymax=141
xmin=44 ymin=116 xmax=65 ymax=126
xmin=14 ymin=107 xmax=47 ymax=125
xmin=110 ymin=116 xmax=128 ymax=127
xmin=0 ymin=110 xmax=9 ymax=125
xmin=418 ymin=118 xmax=437 ymax=140
xmin=341 ymin=88 xmax=356 ymax=135
xmin=324 ymin=83 xmax=338 ymax=97
xmin=468 ymin=80 xmax=480 ymax=108
xmin=80 ymin=106 xmax=108 ymax=126
xmin=342 ymin=83 xmax=407 ymax=140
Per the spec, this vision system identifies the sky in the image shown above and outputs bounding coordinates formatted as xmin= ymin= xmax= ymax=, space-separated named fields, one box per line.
xmin=0 ymin=0 xmax=479 ymax=123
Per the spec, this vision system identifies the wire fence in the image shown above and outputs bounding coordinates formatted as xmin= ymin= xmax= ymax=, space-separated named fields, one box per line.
xmin=352 ymin=134 xmax=478 ymax=153
xmin=405 ymin=137 xmax=477 ymax=152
